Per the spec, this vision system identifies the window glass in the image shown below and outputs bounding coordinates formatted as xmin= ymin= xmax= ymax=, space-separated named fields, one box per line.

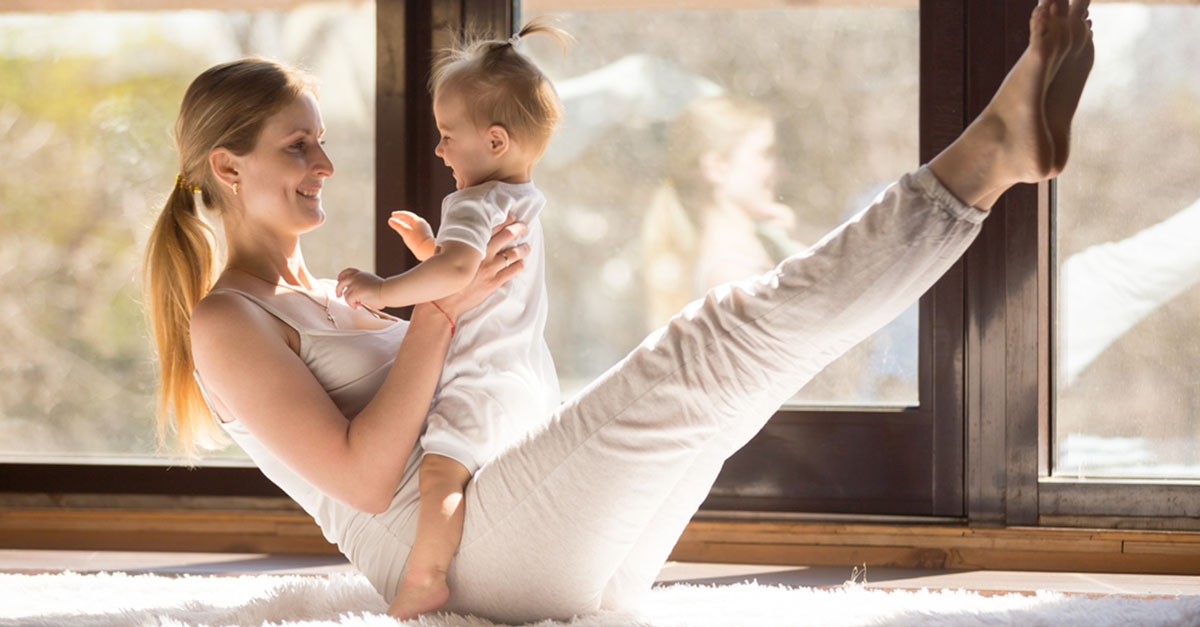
xmin=519 ymin=2 xmax=920 ymax=406
xmin=0 ymin=2 xmax=374 ymax=464
xmin=1054 ymin=4 xmax=1200 ymax=479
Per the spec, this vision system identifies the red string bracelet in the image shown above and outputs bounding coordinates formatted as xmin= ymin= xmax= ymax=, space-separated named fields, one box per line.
xmin=431 ymin=301 xmax=456 ymax=337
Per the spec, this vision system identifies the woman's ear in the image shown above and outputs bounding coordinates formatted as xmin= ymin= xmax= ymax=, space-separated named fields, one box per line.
xmin=486 ymin=124 xmax=511 ymax=158
xmin=209 ymin=148 xmax=241 ymax=193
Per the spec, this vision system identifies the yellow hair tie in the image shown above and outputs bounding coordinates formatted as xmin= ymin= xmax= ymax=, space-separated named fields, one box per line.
xmin=175 ymin=173 xmax=201 ymax=194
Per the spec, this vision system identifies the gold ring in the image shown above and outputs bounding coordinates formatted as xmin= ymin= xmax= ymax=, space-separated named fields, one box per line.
xmin=501 ymin=252 xmax=510 ymax=267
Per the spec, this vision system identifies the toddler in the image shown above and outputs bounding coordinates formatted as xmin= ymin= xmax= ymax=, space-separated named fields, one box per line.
xmin=336 ymin=17 xmax=568 ymax=619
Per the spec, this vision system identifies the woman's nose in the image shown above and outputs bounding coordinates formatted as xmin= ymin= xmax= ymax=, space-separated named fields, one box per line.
xmin=314 ymin=144 xmax=335 ymax=178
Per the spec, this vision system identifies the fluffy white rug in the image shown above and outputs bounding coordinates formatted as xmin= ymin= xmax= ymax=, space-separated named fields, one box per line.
xmin=1 ymin=571 xmax=1198 ymax=627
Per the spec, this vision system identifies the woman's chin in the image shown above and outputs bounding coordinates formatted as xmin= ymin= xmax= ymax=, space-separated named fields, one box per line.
xmin=295 ymin=206 xmax=327 ymax=233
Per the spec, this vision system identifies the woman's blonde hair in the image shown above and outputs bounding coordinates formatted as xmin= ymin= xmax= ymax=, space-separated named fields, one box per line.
xmin=430 ymin=16 xmax=571 ymax=159
xmin=642 ymin=96 xmax=773 ymax=327
xmin=142 ymin=58 xmax=315 ymax=459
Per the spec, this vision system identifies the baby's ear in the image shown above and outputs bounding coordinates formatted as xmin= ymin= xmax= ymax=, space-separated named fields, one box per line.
xmin=486 ymin=124 xmax=511 ymax=157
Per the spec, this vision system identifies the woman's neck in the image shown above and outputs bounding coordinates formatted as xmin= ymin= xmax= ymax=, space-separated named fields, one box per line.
xmin=224 ymin=224 xmax=314 ymax=289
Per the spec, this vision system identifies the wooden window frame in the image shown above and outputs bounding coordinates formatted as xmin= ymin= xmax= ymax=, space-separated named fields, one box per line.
xmin=4 ymin=0 xmax=1198 ymax=547
xmin=951 ymin=0 xmax=1200 ymax=528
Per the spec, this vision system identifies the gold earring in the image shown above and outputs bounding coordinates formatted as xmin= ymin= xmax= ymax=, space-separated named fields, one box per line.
xmin=233 ymin=182 xmax=239 ymax=197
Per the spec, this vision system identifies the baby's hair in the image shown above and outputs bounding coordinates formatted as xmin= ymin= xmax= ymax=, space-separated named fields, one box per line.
xmin=430 ymin=16 xmax=572 ymax=159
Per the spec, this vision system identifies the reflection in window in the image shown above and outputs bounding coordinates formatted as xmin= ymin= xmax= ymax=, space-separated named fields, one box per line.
xmin=0 ymin=3 xmax=374 ymax=464
xmin=520 ymin=4 xmax=919 ymax=407
xmin=1055 ymin=5 xmax=1200 ymax=479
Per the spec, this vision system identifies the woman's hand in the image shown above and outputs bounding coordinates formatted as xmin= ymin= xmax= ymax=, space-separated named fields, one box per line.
xmin=435 ymin=214 xmax=530 ymax=321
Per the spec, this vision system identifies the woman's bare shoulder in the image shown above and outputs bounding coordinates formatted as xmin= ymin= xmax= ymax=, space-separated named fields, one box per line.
xmin=191 ymin=288 xmax=295 ymax=355
xmin=193 ymin=289 xmax=262 ymax=336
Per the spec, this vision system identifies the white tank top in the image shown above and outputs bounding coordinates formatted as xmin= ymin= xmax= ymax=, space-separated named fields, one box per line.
xmin=193 ymin=283 xmax=423 ymax=553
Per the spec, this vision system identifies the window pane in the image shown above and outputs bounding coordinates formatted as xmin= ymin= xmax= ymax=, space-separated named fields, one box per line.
xmin=1054 ymin=5 xmax=1200 ymax=479
xmin=520 ymin=3 xmax=919 ymax=407
xmin=0 ymin=3 xmax=375 ymax=464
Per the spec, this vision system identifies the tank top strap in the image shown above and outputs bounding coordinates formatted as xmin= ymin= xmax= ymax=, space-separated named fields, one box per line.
xmin=207 ymin=287 xmax=307 ymax=334
xmin=192 ymin=368 xmax=230 ymax=424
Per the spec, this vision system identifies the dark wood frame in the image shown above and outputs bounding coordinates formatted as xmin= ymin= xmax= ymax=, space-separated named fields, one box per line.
xmin=958 ymin=0 xmax=1049 ymax=527
xmin=4 ymin=0 xmax=1197 ymax=533
xmin=688 ymin=0 xmax=967 ymax=517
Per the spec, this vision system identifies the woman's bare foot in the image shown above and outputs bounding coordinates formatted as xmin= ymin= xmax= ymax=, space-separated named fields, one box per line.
xmin=386 ymin=567 xmax=451 ymax=620
xmin=1046 ymin=0 xmax=1095 ymax=172
xmin=930 ymin=0 xmax=1093 ymax=209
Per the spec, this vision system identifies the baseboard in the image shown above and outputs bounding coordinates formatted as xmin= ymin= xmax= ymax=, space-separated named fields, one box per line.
xmin=670 ymin=520 xmax=1200 ymax=575
xmin=0 ymin=507 xmax=339 ymax=554
xmin=3 ymin=507 xmax=1199 ymax=575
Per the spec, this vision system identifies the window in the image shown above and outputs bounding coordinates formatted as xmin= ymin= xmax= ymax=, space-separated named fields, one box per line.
xmin=520 ymin=2 xmax=920 ymax=408
xmin=7 ymin=0 xmax=1195 ymax=532
xmin=0 ymin=2 xmax=375 ymax=465
xmin=1053 ymin=3 xmax=1200 ymax=481
xmin=508 ymin=1 xmax=969 ymax=517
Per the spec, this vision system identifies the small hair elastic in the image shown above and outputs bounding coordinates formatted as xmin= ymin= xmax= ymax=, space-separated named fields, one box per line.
xmin=508 ymin=33 xmax=521 ymax=46
xmin=175 ymin=173 xmax=200 ymax=194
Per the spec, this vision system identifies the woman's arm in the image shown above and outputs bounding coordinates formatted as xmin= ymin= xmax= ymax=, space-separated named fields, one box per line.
xmin=191 ymin=221 xmax=530 ymax=513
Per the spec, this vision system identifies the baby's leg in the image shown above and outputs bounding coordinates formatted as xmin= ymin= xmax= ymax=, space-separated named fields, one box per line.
xmin=386 ymin=454 xmax=471 ymax=620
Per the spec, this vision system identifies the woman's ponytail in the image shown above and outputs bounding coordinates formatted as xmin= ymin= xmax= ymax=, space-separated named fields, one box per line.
xmin=143 ymin=180 xmax=221 ymax=459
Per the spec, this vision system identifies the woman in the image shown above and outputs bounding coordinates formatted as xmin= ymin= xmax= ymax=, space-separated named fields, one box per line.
xmin=144 ymin=1 xmax=1093 ymax=622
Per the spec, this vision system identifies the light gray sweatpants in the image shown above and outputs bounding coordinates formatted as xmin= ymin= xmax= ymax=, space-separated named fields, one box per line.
xmin=360 ymin=166 xmax=986 ymax=624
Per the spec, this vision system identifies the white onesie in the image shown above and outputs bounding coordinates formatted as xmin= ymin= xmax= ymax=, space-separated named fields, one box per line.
xmin=420 ymin=180 xmax=560 ymax=473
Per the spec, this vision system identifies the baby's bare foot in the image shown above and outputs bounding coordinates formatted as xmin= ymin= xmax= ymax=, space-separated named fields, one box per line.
xmin=386 ymin=567 xmax=451 ymax=621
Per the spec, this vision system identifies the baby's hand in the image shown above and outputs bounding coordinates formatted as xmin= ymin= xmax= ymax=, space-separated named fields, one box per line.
xmin=336 ymin=267 xmax=386 ymax=310
xmin=389 ymin=211 xmax=437 ymax=261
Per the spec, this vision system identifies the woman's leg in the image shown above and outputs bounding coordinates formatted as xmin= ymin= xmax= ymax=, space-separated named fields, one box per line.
xmin=441 ymin=2 xmax=1093 ymax=622
xmin=597 ymin=2 xmax=1095 ymax=609
xmin=445 ymin=166 xmax=985 ymax=623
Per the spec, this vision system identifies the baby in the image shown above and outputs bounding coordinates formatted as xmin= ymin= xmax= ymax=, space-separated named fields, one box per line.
xmin=335 ymin=17 xmax=568 ymax=620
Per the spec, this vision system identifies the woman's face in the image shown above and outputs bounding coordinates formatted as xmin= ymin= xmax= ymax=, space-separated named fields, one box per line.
xmin=234 ymin=91 xmax=334 ymax=234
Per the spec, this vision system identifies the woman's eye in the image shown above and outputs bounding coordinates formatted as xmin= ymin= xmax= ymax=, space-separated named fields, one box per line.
xmin=291 ymin=141 xmax=305 ymax=151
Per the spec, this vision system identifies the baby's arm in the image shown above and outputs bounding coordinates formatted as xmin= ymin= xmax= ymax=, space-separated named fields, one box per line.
xmin=338 ymin=242 xmax=483 ymax=310
xmin=380 ymin=242 xmax=483 ymax=306
xmin=339 ymin=191 xmax=505 ymax=310
xmin=390 ymin=211 xmax=437 ymax=261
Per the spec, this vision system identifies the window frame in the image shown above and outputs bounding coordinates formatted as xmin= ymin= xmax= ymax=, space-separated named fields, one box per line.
xmin=4 ymin=0 xmax=1197 ymax=531
xmin=953 ymin=0 xmax=1200 ymax=527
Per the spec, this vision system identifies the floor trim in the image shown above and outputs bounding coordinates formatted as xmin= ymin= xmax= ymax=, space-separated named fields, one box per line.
xmin=4 ymin=508 xmax=1200 ymax=575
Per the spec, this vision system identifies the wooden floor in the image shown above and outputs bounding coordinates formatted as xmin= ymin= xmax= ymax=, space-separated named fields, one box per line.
xmin=3 ymin=549 xmax=1199 ymax=597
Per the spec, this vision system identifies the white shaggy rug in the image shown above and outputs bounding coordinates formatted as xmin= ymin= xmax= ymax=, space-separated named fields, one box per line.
xmin=2 ymin=571 xmax=1199 ymax=627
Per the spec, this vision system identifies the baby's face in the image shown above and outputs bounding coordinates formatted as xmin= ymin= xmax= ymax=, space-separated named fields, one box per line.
xmin=433 ymin=90 xmax=496 ymax=190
